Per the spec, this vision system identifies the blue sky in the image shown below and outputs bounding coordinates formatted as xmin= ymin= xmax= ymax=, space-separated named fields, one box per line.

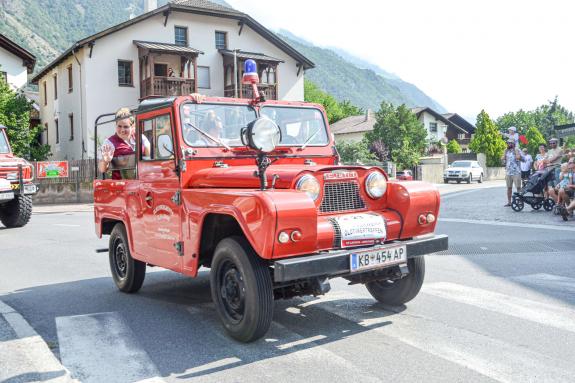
xmin=227 ymin=0 xmax=575 ymax=121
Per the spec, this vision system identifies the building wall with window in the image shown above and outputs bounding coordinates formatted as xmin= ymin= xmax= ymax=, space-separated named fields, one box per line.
xmin=36 ymin=10 xmax=306 ymax=159
xmin=417 ymin=111 xmax=447 ymax=142
xmin=0 ymin=45 xmax=28 ymax=89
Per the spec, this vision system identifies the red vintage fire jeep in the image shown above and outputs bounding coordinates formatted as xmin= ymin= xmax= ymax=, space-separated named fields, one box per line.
xmin=94 ymin=64 xmax=447 ymax=342
xmin=0 ymin=125 xmax=37 ymax=227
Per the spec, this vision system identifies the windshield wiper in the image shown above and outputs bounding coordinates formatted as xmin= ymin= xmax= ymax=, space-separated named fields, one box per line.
xmin=184 ymin=122 xmax=231 ymax=151
xmin=298 ymin=127 xmax=321 ymax=150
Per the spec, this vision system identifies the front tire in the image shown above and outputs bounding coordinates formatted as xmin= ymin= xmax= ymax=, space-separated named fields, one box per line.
xmin=478 ymin=174 xmax=483 ymax=183
xmin=210 ymin=236 xmax=274 ymax=343
xmin=511 ymin=197 xmax=524 ymax=212
xmin=443 ymin=179 xmax=448 ymax=184
xmin=365 ymin=256 xmax=425 ymax=306
xmin=0 ymin=195 xmax=32 ymax=228
xmin=109 ymin=223 xmax=146 ymax=293
xmin=467 ymin=175 xmax=472 ymax=184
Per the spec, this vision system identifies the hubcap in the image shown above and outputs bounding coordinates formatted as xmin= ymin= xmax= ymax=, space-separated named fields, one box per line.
xmin=113 ymin=239 xmax=128 ymax=279
xmin=218 ymin=261 xmax=245 ymax=322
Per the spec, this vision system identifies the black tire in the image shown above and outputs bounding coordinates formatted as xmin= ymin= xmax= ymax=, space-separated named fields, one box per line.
xmin=365 ymin=256 xmax=425 ymax=306
xmin=210 ymin=236 xmax=274 ymax=343
xmin=456 ymin=180 xmax=461 ymax=184
xmin=0 ymin=195 xmax=32 ymax=228
xmin=511 ymin=197 xmax=524 ymax=212
xmin=543 ymin=198 xmax=555 ymax=212
xmin=443 ymin=179 xmax=448 ymax=184
xmin=109 ymin=223 xmax=146 ymax=293
xmin=532 ymin=202 xmax=542 ymax=210
xmin=478 ymin=174 xmax=483 ymax=183
xmin=466 ymin=175 xmax=472 ymax=184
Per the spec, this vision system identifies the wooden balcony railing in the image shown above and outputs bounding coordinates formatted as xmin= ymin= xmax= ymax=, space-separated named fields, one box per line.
xmin=456 ymin=138 xmax=471 ymax=146
xmin=140 ymin=77 xmax=195 ymax=98
xmin=224 ymin=84 xmax=278 ymax=100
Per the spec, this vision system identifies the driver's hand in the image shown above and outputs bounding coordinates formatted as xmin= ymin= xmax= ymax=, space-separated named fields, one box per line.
xmin=101 ymin=144 xmax=114 ymax=163
xmin=190 ymin=93 xmax=206 ymax=103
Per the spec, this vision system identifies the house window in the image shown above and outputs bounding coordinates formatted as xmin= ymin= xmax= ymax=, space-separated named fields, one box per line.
xmin=55 ymin=119 xmax=59 ymax=144
xmin=197 ymin=66 xmax=210 ymax=89
xmin=53 ymin=74 xmax=58 ymax=100
xmin=67 ymin=65 xmax=73 ymax=92
xmin=43 ymin=81 xmax=47 ymax=105
xmin=0 ymin=71 xmax=6 ymax=83
xmin=69 ymin=113 xmax=74 ymax=141
xmin=458 ymin=133 xmax=466 ymax=140
xmin=118 ymin=60 xmax=133 ymax=86
xmin=429 ymin=122 xmax=437 ymax=132
xmin=175 ymin=26 xmax=188 ymax=46
xmin=215 ymin=31 xmax=227 ymax=49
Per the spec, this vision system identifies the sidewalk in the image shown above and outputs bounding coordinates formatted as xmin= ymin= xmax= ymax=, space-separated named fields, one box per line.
xmin=435 ymin=179 xmax=505 ymax=196
xmin=0 ymin=301 xmax=75 ymax=383
xmin=33 ymin=203 xmax=93 ymax=214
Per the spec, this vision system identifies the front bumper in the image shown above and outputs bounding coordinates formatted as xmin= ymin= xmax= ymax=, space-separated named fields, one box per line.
xmin=444 ymin=174 xmax=468 ymax=180
xmin=0 ymin=189 xmax=15 ymax=202
xmin=273 ymin=234 xmax=448 ymax=282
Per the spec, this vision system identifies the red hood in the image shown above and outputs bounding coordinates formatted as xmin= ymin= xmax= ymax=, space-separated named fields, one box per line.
xmin=188 ymin=165 xmax=377 ymax=189
xmin=0 ymin=154 xmax=29 ymax=166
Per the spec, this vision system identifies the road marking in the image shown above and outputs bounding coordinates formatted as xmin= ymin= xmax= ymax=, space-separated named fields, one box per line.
xmin=423 ymin=282 xmax=575 ymax=333
xmin=299 ymin=291 xmax=575 ymax=383
xmin=510 ymin=273 xmax=575 ymax=295
xmin=441 ymin=189 xmax=483 ymax=199
xmin=56 ymin=312 xmax=164 ymax=383
xmin=54 ymin=224 xmax=81 ymax=227
xmin=440 ymin=217 xmax=575 ymax=232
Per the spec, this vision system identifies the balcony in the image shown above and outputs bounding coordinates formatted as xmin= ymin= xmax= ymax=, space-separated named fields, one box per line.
xmin=141 ymin=77 xmax=195 ymax=98
xmin=224 ymin=83 xmax=278 ymax=100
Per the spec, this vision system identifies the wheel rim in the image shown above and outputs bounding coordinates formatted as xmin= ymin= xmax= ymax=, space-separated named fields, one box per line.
xmin=218 ymin=260 xmax=246 ymax=323
xmin=113 ymin=238 xmax=128 ymax=279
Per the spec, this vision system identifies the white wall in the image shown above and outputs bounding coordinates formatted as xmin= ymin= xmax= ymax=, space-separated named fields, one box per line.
xmin=0 ymin=45 xmax=28 ymax=89
xmin=419 ymin=111 xmax=447 ymax=142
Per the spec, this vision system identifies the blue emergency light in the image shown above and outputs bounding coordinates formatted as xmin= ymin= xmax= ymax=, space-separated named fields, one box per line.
xmin=242 ymin=59 xmax=259 ymax=84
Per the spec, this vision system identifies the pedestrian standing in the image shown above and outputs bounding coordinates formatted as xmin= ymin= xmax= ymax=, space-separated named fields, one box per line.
xmin=520 ymin=148 xmax=533 ymax=181
xmin=502 ymin=138 xmax=522 ymax=206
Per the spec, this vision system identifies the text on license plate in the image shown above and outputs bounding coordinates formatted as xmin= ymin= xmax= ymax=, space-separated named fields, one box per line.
xmin=0 ymin=192 xmax=14 ymax=200
xmin=350 ymin=245 xmax=407 ymax=272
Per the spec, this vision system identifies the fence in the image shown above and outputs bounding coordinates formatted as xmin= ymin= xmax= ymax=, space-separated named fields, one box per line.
xmin=32 ymin=159 xmax=95 ymax=205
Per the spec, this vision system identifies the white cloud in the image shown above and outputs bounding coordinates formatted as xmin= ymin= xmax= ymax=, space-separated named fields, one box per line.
xmin=226 ymin=0 xmax=575 ymax=120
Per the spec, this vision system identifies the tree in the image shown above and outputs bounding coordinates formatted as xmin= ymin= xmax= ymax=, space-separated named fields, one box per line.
xmin=470 ymin=110 xmax=506 ymax=167
xmin=364 ymin=102 xmax=427 ymax=169
xmin=304 ymin=80 xmax=363 ymax=124
xmin=335 ymin=140 xmax=376 ymax=164
xmin=446 ymin=139 xmax=462 ymax=154
xmin=524 ymin=126 xmax=546 ymax=156
xmin=0 ymin=74 xmax=50 ymax=160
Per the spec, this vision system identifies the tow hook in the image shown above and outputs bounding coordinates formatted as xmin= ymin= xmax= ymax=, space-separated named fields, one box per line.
xmin=397 ymin=263 xmax=410 ymax=278
xmin=310 ymin=277 xmax=331 ymax=296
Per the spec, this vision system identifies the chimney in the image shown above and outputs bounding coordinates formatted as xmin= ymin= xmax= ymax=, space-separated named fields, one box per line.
xmin=144 ymin=0 xmax=158 ymax=13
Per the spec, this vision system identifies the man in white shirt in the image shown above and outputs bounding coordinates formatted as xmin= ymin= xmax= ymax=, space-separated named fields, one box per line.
xmin=520 ymin=148 xmax=533 ymax=181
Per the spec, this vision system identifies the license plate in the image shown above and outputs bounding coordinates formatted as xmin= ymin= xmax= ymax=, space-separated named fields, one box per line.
xmin=334 ymin=213 xmax=386 ymax=248
xmin=0 ymin=192 xmax=14 ymax=200
xmin=350 ymin=245 xmax=407 ymax=272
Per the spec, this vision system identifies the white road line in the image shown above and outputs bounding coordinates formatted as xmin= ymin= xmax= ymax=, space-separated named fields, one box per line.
xmin=54 ymin=224 xmax=81 ymax=227
xmin=300 ymin=291 xmax=575 ymax=383
xmin=510 ymin=273 xmax=575 ymax=295
xmin=440 ymin=217 xmax=575 ymax=232
xmin=423 ymin=282 xmax=575 ymax=333
xmin=56 ymin=312 xmax=165 ymax=383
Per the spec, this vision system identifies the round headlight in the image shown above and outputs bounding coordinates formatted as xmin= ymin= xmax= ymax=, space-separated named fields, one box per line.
xmin=296 ymin=174 xmax=320 ymax=201
xmin=365 ymin=172 xmax=387 ymax=199
xmin=246 ymin=117 xmax=281 ymax=153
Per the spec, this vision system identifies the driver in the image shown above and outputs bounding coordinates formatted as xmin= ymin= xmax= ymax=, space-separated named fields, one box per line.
xmin=98 ymin=107 xmax=151 ymax=179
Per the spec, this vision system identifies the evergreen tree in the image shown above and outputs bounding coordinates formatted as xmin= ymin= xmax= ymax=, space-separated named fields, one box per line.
xmin=524 ymin=126 xmax=546 ymax=156
xmin=446 ymin=139 xmax=462 ymax=154
xmin=470 ymin=110 xmax=506 ymax=167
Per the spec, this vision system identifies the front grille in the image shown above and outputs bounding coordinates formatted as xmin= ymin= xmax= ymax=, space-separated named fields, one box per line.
xmin=319 ymin=181 xmax=366 ymax=213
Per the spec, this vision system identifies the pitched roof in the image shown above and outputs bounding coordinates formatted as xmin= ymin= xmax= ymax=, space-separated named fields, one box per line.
xmin=134 ymin=40 xmax=203 ymax=55
xmin=219 ymin=49 xmax=284 ymax=63
xmin=331 ymin=110 xmax=376 ymax=135
xmin=442 ymin=113 xmax=475 ymax=134
xmin=411 ymin=107 xmax=452 ymax=125
xmin=32 ymin=0 xmax=313 ymax=84
xmin=0 ymin=33 xmax=36 ymax=73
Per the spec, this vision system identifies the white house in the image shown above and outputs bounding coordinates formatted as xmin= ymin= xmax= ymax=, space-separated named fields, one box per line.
xmin=0 ymin=33 xmax=36 ymax=89
xmin=32 ymin=0 xmax=314 ymax=160
xmin=410 ymin=107 xmax=451 ymax=143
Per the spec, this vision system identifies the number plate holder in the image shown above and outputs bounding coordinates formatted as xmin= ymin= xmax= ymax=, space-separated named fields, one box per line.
xmin=350 ymin=244 xmax=407 ymax=272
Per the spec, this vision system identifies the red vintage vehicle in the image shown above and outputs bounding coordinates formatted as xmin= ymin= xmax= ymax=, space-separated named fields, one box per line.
xmin=0 ymin=125 xmax=37 ymax=227
xmin=94 ymin=62 xmax=447 ymax=342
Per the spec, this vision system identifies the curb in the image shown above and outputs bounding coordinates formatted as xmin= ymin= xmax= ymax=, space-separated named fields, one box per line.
xmin=0 ymin=300 xmax=77 ymax=383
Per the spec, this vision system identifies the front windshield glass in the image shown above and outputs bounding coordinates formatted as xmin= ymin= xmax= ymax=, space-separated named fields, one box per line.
xmin=181 ymin=103 xmax=257 ymax=147
xmin=0 ymin=131 xmax=9 ymax=154
xmin=260 ymin=106 xmax=329 ymax=146
xmin=451 ymin=161 xmax=471 ymax=167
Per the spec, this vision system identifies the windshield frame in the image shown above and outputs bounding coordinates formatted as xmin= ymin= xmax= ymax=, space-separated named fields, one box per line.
xmin=0 ymin=129 xmax=10 ymax=154
xmin=260 ymin=105 xmax=330 ymax=148
xmin=179 ymin=101 xmax=257 ymax=148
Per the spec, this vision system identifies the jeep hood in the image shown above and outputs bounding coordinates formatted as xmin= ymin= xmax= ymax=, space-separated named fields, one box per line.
xmin=188 ymin=165 xmax=370 ymax=189
xmin=0 ymin=155 xmax=29 ymax=168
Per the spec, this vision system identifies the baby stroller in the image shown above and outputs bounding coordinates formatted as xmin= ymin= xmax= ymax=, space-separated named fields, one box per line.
xmin=511 ymin=166 xmax=557 ymax=212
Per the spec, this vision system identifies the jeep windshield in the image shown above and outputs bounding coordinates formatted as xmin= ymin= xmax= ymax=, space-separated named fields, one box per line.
xmin=181 ymin=103 xmax=257 ymax=147
xmin=261 ymin=106 xmax=329 ymax=147
xmin=0 ymin=131 xmax=9 ymax=154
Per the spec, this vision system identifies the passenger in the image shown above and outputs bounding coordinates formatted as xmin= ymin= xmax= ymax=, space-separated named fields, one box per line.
xmin=98 ymin=107 xmax=151 ymax=179
xmin=520 ymin=148 xmax=533 ymax=182
xmin=558 ymin=159 xmax=575 ymax=211
xmin=548 ymin=162 xmax=569 ymax=204
xmin=502 ymin=126 xmax=520 ymax=147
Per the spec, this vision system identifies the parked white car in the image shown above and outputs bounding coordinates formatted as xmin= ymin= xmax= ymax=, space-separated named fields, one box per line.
xmin=444 ymin=160 xmax=484 ymax=184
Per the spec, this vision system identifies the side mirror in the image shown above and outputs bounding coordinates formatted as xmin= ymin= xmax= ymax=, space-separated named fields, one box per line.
xmin=241 ymin=117 xmax=281 ymax=153
xmin=157 ymin=134 xmax=174 ymax=158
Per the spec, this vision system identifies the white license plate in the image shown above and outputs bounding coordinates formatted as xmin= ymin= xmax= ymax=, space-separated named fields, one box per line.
xmin=0 ymin=192 xmax=14 ymax=200
xmin=350 ymin=245 xmax=407 ymax=272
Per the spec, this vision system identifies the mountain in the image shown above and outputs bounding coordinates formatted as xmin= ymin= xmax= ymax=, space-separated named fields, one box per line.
xmin=0 ymin=0 xmax=445 ymax=112
xmin=278 ymin=33 xmax=446 ymax=113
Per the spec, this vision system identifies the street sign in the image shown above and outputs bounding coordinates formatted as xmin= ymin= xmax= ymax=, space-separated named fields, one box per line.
xmin=36 ymin=161 xmax=69 ymax=178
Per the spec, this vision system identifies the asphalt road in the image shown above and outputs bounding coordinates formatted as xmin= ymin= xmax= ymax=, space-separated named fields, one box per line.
xmin=1 ymin=184 xmax=575 ymax=382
